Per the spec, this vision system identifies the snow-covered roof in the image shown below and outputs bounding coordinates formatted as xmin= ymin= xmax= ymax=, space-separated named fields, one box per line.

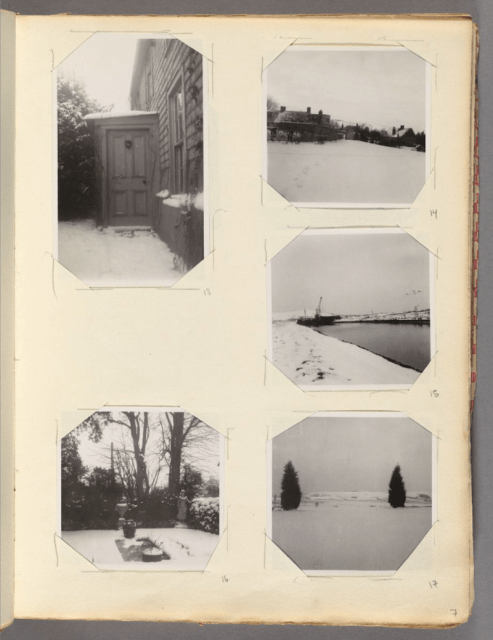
xmin=393 ymin=127 xmax=415 ymax=138
xmin=83 ymin=110 xmax=158 ymax=121
xmin=272 ymin=110 xmax=331 ymax=125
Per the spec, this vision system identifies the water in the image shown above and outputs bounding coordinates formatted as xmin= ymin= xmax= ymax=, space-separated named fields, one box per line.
xmin=316 ymin=323 xmax=430 ymax=372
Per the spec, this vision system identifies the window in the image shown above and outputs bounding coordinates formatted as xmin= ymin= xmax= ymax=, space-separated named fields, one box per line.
xmin=170 ymin=81 xmax=185 ymax=193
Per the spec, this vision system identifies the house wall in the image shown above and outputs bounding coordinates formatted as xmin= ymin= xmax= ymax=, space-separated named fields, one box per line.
xmin=131 ymin=39 xmax=204 ymax=271
xmin=131 ymin=39 xmax=203 ymax=195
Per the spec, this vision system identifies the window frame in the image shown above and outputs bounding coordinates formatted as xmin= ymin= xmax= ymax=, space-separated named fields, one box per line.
xmin=168 ymin=73 xmax=187 ymax=194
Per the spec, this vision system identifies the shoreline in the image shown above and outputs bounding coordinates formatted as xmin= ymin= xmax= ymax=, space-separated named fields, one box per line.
xmin=312 ymin=329 xmax=422 ymax=374
xmin=272 ymin=321 xmax=420 ymax=386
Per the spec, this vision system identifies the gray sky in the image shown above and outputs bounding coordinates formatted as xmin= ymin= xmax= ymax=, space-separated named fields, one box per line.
xmin=267 ymin=48 xmax=426 ymax=132
xmin=271 ymin=231 xmax=430 ymax=316
xmin=57 ymin=34 xmax=171 ymax=111
xmin=272 ymin=416 xmax=432 ymax=494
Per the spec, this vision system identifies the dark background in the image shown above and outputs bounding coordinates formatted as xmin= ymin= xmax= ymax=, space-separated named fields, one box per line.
xmin=1 ymin=0 xmax=491 ymax=638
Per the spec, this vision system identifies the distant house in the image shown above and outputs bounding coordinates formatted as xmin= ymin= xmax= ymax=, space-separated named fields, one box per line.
xmin=391 ymin=126 xmax=416 ymax=147
xmin=84 ymin=38 xmax=205 ymax=272
xmin=267 ymin=106 xmax=335 ymax=140
xmin=345 ymin=125 xmax=360 ymax=141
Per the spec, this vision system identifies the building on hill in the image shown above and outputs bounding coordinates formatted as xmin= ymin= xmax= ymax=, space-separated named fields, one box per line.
xmin=391 ymin=126 xmax=416 ymax=147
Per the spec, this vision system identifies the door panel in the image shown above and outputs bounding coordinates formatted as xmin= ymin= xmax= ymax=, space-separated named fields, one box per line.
xmin=107 ymin=129 xmax=152 ymax=226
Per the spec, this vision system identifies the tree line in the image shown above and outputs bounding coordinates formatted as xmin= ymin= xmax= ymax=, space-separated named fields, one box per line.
xmin=278 ymin=461 xmax=407 ymax=510
xmin=62 ymin=411 xmax=219 ymax=530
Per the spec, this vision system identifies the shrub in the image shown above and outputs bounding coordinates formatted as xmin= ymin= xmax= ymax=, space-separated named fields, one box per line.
xmin=58 ymin=76 xmax=111 ymax=220
xmin=127 ymin=488 xmax=176 ymax=528
xmin=187 ymin=497 xmax=220 ymax=534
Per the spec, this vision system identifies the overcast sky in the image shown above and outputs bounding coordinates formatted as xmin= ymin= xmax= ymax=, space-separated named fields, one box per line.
xmin=57 ymin=34 xmax=172 ymax=111
xmin=272 ymin=416 xmax=432 ymax=494
xmin=267 ymin=48 xmax=426 ymax=131
xmin=271 ymin=231 xmax=430 ymax=316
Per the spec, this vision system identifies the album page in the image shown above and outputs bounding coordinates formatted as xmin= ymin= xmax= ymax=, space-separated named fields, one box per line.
xmin=12 ymin=14 xmax=475 ymax=626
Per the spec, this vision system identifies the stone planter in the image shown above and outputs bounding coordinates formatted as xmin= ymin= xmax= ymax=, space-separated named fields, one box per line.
xmin=122 ymin=519 xmax=136 ymax=539
xmin=142 ymin=548 xmax=164 ymax=563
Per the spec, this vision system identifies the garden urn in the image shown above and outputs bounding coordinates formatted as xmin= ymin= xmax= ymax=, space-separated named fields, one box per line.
xmin=116 ymin=500 xmax=128 ymax=529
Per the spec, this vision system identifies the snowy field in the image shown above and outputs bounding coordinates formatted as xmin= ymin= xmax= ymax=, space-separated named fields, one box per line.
xmin=58 ymin=220 xmax=179 ymax=287
xmin=61 ymin=527 xmax=219 ymax=570
xmin=267 ymin=140 xmax=425 ymax=205
xmin=272 ymin=495 xmax=431 ymax=572
xmin=272 ymin=321 xmax=419 ymax=387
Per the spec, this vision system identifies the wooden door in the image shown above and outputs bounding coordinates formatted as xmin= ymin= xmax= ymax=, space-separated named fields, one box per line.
xmin=107 ymin=129 xmax=152 ymax=226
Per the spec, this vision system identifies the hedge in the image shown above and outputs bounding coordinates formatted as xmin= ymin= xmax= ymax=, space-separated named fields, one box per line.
xmin=187 ymin=497 xmax=220 ymax=535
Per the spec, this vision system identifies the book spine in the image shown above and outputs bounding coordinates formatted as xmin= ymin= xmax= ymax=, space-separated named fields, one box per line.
xmin=471 ymin=25 xmax=479 ymax=415
xmin=0 ymin=8 xmax=16 ymax=631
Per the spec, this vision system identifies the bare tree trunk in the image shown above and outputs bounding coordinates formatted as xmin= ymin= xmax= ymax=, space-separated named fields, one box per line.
xmin=168 ymin=413 xmax=184 ymax=495
xmin=126 ymin=412 xmax=149 ymax=502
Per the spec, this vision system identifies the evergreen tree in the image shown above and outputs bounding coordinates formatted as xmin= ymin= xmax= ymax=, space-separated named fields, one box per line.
xmin=61 ymin=433 xmax=87 ymax=488
xmin=180 ymin=463 xmax=204 ymax=499
xmin=58 ymin=75 xmax=112 ymax=219
xmin=280 ymin=461 xmax=302 ymax=510
xmin=388 ymin=465 xmax=406 ymax=508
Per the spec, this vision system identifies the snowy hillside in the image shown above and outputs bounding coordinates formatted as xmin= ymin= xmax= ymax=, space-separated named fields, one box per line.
xmin=272 ymin=309 xmax=430 ymax=323
xmin=302 ymin=491 xmax=431 ymax=506
xmin=338 ymin=309 xmax=431 ymax=323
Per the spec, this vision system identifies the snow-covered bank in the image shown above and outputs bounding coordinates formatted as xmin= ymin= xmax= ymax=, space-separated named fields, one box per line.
xmin=267 ymin=140 xmax=425 ymax=204
xmin=272 ymin=321 xmax=419 ymax=386
xmin=62 ymin=527 xmax=219 ymax=570
xmin=273 ymin=491 xmax=431 ymax=509
xmin=58 ymin=219 xmax=179 ymax=287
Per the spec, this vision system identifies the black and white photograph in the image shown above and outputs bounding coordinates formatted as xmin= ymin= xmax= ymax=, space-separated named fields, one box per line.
xmin=59 ymin=410 xmax=223 ymax=570
xmin=264 ymin=47 xmax=429 ymax=207
xmin=268 ymin=413 xmax=434 ymax=574
xmin=56 ymin=34 xmax=206 ymax=287
xmin=269 ymin=229 xmax=433 ymax=389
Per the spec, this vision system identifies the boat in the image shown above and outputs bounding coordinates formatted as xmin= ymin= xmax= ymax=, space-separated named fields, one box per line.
xmin=297 ymin=298 xmax=341 ymax=327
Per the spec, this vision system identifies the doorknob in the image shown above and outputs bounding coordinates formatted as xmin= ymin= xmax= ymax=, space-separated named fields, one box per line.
xmin=143 ymin=179 xmax=148 ymax=185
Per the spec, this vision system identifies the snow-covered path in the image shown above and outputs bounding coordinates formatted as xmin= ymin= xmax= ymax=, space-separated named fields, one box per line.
xmin=267 ymin=140 xmax=425 ymax=205
xmin=61 ymin=527 xmax=219 ymax=570
xmin=272 ymin=321 xmax=419 ymax=387
xmin=58 ymin=220 xmax=179 ymax=287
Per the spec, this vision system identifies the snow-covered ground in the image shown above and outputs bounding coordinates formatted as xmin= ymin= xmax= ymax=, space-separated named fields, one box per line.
xmin=272 ymin=500 xmax=431 ymax=572
xmin=61 ymin=527 xmax=219 ymax=570
xmin=58 ymin=220 xmax=179 ymax=287
xmin=267 ymin=140 xmax=425 ymax=205
xmin=272 ymin=321 xmax=419 ymax=387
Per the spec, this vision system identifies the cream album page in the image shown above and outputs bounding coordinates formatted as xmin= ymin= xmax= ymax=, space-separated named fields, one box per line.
xmin=13 ymin=15 xmax=474 ymax=627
